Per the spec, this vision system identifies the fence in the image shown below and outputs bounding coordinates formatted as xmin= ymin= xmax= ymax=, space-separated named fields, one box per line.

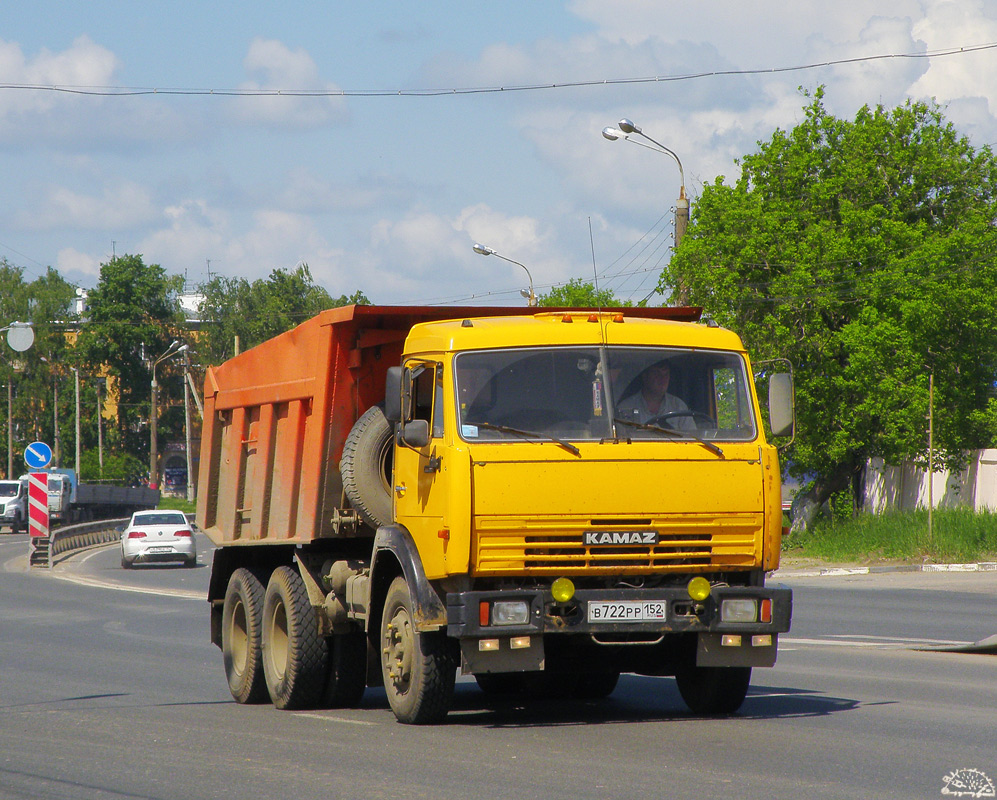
xmin=865 ymin=450 xmax=997 ymax=513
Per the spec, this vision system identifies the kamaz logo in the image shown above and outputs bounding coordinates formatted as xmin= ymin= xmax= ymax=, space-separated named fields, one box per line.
xmin=584 ymin=531 xmax=659 ymax=546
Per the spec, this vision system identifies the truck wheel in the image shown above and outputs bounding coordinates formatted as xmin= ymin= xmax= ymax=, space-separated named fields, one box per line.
xmin=674 ymin=665 xmax=751 ymax=715
xmin=262 ymin=566 xmax=327 ymax=710
xmin=340 ymin=406 xmax=393 ymax=529
xmin=222 ymin=568 xmax=269 ymax=704
xmin=573 ymin=671 xmax=620 ymax=699
xmin=474 ymin=672 xmax=544 ymax=696
xmin=380 ymin=576 xmax=456 ymax=724
xmin=322 ymin=630 xmax=367 ymax=708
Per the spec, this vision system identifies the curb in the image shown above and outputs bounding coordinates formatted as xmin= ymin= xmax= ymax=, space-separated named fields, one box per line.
xmin=775 ymin=561 xmax=997 ymax=578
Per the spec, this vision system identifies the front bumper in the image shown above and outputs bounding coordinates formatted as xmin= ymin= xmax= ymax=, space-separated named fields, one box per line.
xmin=448 ymin=584 xmax=792 ymax=673
xmin=447 ymin=584 xmax=792 ymax=638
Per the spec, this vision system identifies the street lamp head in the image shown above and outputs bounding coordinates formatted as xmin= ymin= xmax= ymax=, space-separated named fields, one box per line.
xmin=472 ymin=243 xmax=495 ymax=256
xmin=602 ymin=127 xmax=623 ymax=141
xmin=618 ymin=118 xmax=640 ymax=135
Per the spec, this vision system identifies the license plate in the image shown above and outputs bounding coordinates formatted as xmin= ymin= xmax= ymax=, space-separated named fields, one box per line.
xmin=148 ymin=546 xmax=173 ymax=554
xmin=588 ymin=601 xmax=667 ymax=623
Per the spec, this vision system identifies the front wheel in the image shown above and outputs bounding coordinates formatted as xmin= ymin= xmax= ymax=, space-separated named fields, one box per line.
xmin=380 ymin=577 xmax=456 ymax=724
xmin=674 ymin=665 xmax=751 ymax=715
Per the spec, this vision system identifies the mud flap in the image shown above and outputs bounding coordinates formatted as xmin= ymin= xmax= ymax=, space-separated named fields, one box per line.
xmin=696 ymin=632 xmax=778 ymax=668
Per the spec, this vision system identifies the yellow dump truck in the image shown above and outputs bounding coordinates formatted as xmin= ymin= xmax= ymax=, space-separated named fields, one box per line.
xmin=198 ymin=304 xmax=793 ymax=724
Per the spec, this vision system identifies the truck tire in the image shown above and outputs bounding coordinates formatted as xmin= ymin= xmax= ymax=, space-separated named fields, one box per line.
xmin=380 ymin=576 xmax=456 ymax=724
xmin=341 ymin=406 xmax=393 ymax=529
xmin=322 ymin=630 xmax=367 ymax=708
xmin=674 ymin=665 xmax=751 ymax=715
xmin=222 ymin=568 xmax=269 ymax=704
xmin=261 ymin=566 xmax=327 ymax=710
xmin=572 ymin=671 xmax=620 ymax=699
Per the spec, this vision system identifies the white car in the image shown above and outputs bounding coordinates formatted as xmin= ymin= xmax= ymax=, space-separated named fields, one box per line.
xmin=120 ymin=510 xmax=197 ymax=568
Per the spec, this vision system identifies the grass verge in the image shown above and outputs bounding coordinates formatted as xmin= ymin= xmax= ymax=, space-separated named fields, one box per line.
xmin=158 ymin=496 xmax=196 ymax=515
xmin=783 ymin=507 xmax=997 ymax=564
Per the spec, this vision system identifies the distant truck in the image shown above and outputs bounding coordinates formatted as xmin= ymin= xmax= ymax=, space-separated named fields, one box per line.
xmin=0 ymin=469 xmax=159 ymax=531
xmin=198 ymin=305 xmax=794 ymax=724
xmin=0 ymin=478 xmax=27 ymax=533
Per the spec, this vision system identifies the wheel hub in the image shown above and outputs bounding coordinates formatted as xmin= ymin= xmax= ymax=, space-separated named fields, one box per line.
xmin=384 ymin=607 xmax=414 ymax=693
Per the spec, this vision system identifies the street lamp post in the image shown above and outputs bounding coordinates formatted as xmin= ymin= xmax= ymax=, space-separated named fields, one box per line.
xmin=1 ymin=322 xmax=34 ymax=478
xmin=472 ymin=243 xmax=537 ymax=306
xmin=150 ymin=341 xmax=188 ymax=489
xmin=70 ymin=367 xmax=81 ymax=477
xmin=603 ymin=119 xmax=689 ymax=302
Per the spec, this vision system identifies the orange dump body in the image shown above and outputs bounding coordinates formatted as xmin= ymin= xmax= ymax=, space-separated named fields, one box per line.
xmin=196 ymin=304 xmax=701 ymax=547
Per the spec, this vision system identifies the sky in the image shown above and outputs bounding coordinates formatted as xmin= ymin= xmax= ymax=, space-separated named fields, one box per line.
xmin=2 ymin=1 xmax=997 ymax=308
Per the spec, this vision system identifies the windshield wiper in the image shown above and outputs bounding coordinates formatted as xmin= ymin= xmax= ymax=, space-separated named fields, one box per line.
xmin=475 ymin=422 xmax=581 ymax=457
xmin=613 ymin=417 xmax=725 ymax=458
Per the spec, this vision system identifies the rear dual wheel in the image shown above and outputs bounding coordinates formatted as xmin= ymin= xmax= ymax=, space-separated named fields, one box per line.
xmin=222 ymin=565 xmax=368 ymax=709
xmin=261 ymin=566 xmax=328 ymax=710
xmin=221 ymin=568 xmax=269 ymax=704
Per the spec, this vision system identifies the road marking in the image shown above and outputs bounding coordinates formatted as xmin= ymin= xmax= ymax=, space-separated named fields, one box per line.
xmin=46 ymin=548 xmax=205 ymax=600
xmin=783 ymin=636 xmax=972 ymax=649
xmin=293 ymin=713 xmax=378 ymax=726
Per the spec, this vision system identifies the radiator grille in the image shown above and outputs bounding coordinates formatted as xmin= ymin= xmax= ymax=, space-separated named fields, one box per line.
xmin=473 ymin=515 xmax=761 ymax=575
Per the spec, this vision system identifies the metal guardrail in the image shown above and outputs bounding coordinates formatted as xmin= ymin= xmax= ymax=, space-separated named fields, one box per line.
xmin=29 ymin=518 xmax=128 ymax=569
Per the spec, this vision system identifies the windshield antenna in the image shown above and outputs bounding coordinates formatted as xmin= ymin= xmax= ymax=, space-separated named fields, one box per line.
xmin=589 ymin=217 xmax=617 ymax=437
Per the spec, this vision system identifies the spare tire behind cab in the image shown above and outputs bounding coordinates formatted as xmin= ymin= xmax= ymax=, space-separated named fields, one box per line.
xmin=340 ymin=405 xmax=394 ymax=529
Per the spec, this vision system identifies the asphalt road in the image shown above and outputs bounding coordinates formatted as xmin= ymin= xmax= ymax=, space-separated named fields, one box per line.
xmin=1 ymin=534 xmax=994 ymax=800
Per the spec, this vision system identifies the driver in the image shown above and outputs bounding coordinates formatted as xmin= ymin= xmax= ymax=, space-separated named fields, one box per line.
xmin=617 ymin=360 xmax=695 ymax=430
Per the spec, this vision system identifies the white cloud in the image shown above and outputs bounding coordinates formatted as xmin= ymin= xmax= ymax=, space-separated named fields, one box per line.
xmin=0 ymin=35 xmax=119 ymax=119
xmin=16 ymin=181 xmax=157 ymax=231
xmin=231 ymin=38 xmax=348 ymax=128
xmin=55 ymin=247 xmax=102 ymax=278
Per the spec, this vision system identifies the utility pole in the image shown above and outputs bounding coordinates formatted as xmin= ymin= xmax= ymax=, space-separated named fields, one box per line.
xmin=74 ymin=368 xmax=81 ymax=477
xmin=183 ymin=349 xmax=195 ymax=503
xmin=52 ymin=378 xmax=60 ymax=467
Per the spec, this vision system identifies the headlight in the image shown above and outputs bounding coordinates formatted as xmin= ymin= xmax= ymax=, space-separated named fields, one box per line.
xmin=721 ymin=598 xmax=758 ymax=623
xmin=491 ymin=601 xmax=530 ymax=626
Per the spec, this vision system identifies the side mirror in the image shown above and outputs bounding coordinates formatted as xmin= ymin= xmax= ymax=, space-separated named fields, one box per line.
xmin=384 ymin=367 xmax=403 ymax=422
xmin=768 ymin=372 xmax=795 ymax=438
xmin=401 ymin=419 xmax=430 ymax=448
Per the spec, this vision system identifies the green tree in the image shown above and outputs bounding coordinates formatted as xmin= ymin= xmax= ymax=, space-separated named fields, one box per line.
xmin=538 ymin=279 xmax=632 ymax=308
xmin=0 ymin=260 xmax=31 ymax=477
xmin=664 ymin=89 xmax=997 ymax=532
xmin=75 ymin=255 xmax=185 ymax=457
xmin=28 ymin=268 xmax=78 ymax=468
xmin=197 ymin=264 xmax=368 ymax=363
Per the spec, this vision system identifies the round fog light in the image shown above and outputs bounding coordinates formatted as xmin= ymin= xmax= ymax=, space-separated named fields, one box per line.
xmin=687 ymin=576 xmax=712 ymax=602
xmin=551 ymin=577 xmax=575 ymax=603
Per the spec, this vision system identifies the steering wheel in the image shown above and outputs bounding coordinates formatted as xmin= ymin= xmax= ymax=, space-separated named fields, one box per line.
xmin=645 ymin=410 xmax=716 ymax=429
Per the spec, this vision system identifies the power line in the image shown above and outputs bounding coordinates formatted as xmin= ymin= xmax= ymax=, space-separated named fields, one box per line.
xmin=1 ymin=43 xmax=995 ymax=99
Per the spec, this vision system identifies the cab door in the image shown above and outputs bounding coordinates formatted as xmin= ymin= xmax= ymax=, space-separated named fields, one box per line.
xmin=392 ymin=361 xmax=451 ymax=579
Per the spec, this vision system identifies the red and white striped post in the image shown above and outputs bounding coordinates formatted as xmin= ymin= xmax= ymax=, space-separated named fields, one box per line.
xmin=28 ymin=472 xmax=49 ymax=539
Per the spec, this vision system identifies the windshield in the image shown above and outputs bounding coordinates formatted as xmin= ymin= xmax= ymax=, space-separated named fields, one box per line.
xmin=455 ymin=346 xmax=757 ymax=443
xmin=0 ymin=482 xmax=19 ymax=498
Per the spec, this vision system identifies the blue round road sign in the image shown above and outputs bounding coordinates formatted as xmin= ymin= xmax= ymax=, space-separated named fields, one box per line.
xmin=24 ymin=441 xmax=52 ymax=470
